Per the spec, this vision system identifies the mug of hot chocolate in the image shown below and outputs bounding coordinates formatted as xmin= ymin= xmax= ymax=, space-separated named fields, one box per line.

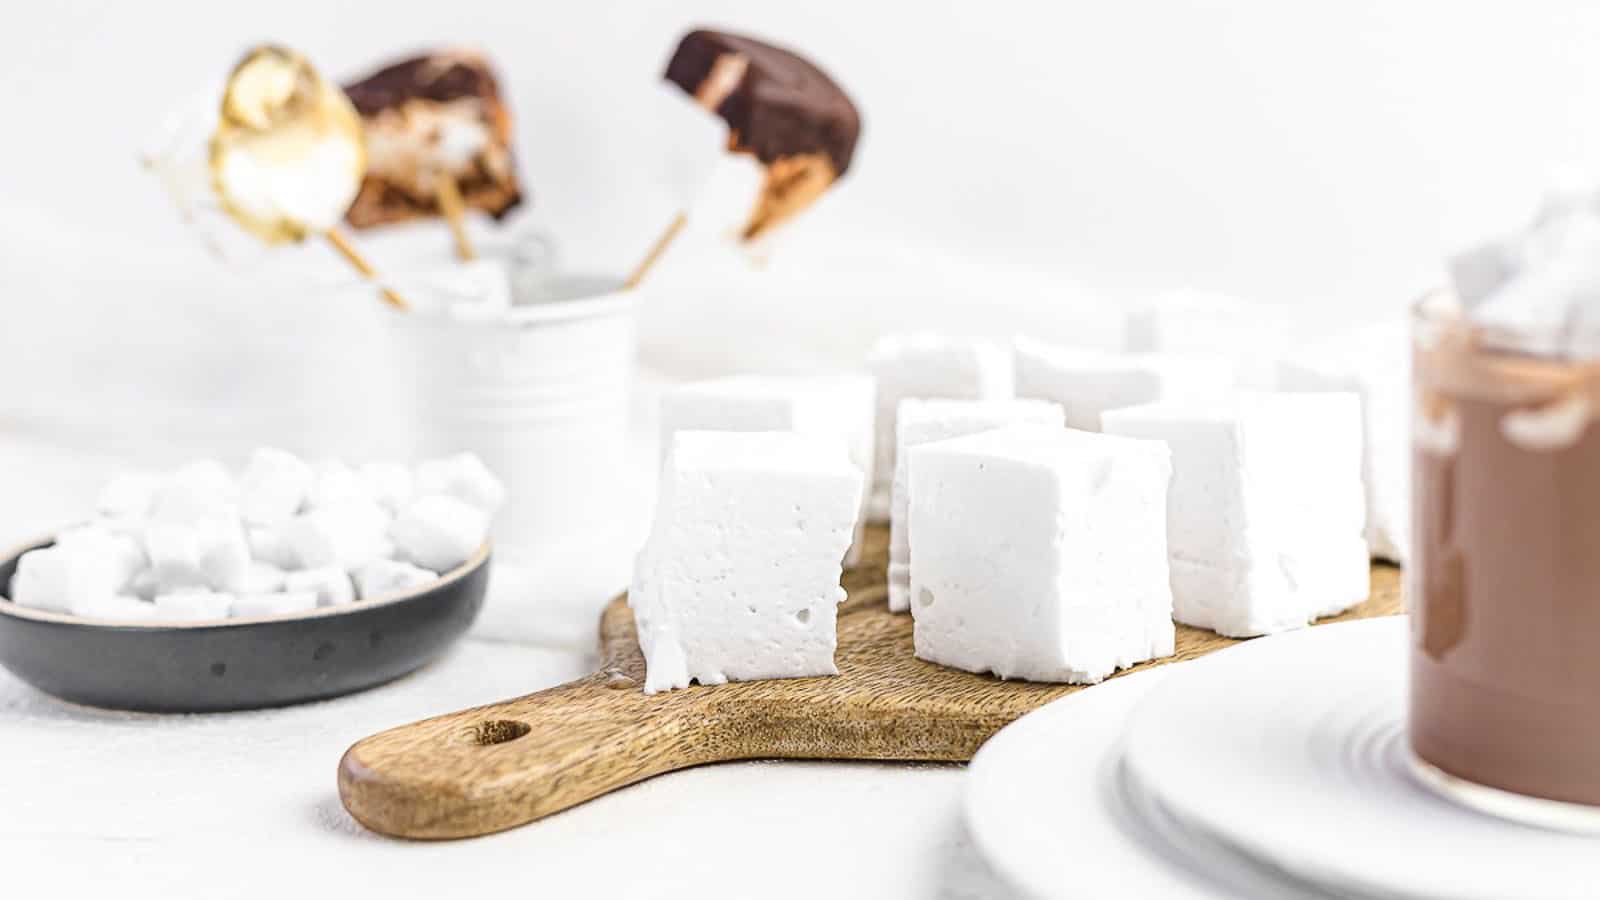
xmin=1411 ymin=184 xmax=1600 ymax=831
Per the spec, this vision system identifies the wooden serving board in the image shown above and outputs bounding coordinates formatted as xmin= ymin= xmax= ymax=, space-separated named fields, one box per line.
xmin=338 ymin=526 xmax=1402 ymax=839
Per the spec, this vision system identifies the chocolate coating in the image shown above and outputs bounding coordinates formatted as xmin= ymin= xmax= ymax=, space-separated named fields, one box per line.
xmin=665 ymin=29 xmax=860 ymax=176
xmin=344 ymin=54 xmax=501 ymax=116
xmin=341 ymin=50 xmax=523 ymax=227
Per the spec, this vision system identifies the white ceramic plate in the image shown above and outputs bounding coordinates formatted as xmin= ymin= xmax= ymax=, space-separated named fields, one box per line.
xmin=1122 ymin=617 xmax=1598 ymax=900
xmin=966 ymin=664 xmax=1341 ymax=900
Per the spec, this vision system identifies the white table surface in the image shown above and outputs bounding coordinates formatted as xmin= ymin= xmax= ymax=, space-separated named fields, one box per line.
xmin=0 ymin=426 xmax=1018 ymax=898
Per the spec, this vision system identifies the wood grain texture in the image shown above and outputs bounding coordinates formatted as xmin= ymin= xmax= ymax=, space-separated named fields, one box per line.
xmin=339 ymin=525 xmax=1402 ymax=839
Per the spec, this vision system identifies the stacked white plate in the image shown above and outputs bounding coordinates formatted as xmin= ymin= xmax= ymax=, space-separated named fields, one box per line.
xmin=967 ymin=618 xmax=1598 ymax=899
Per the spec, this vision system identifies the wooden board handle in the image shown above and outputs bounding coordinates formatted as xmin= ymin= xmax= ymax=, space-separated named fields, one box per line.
xmin=338 ymin=602 xmax=724 ymax=839
xmin=338 ymin=669 xmax=714 ymax=838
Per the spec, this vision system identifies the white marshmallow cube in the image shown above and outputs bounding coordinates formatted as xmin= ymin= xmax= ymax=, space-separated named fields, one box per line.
xmin=659 ymin=374 xmax=876 ymax=561
xmin=144 ymin=517 xmax=251 ymax=593
xmin=389 ymin=495 xmax=488 ymax=572
xmin=1449 ymin=237 xmax=1521 ymax=308
xmin=354 ymin=559 xmax=438 ymax=601
xmin=197 ymin=517 xmax=251 ymax=592
xmin=1467 ymin=208 xmax=1600 ymax=356
xmin=8 ymin=546 xmax=128 ymax=614
xmin=149 ymin=459 xmax=237 ymax=523
xmin=1102 ymin=393 xmax=1369 ymax=637
xmin=414 ymin=453 xmax=507 ymax=514
xmin=90 ymin=515 xmax=147 ymax=540
xmin=358 ymin=462 xmax=414 ymax=515
xmin=238 ymin=561 xmax=285 ymax=595
xmin=143 ymin=523 xmax=210 ymax=593
xmin=1123 ymin=289 xmax=1282 ymax=388
xmin=73 ymin=595 xmax=160 ymax=621
xmin=54 ymin=524 xmax=146 ymax=588
xmin=888 ymin=398 xmax=1065 ymax=612
xmin=306 ymin=461 xmax=373 ymax=510
xmin=233 ymin=590 xmax=318 ymax=618
xmin=630 ymin=431 xmax=864 ymax=694
xmin=96 ymin=473 xmax=161 ymax=519
xmin=283 ymin=502 xmax=391 ymax=571
xmin=1275 ymin=322 xmax=1409 ymax=563
xmin=285 ymin=566 xmax=356 ymax=607
xmin=128 ymin=567 xmax=159 ymax=601
xmin=153 ymin=590 xmax=234 ymax=621
xmin=237 ymin=447 xmax=312 ymax=526
xmin=247 ymin=524 xmax=300 ymax=571
xmin=866 ymin=334 xmax=1012 ymax=521
xmin=1013 ymin=336 xmax=1235 ymax=432
xmin=908 ymin=425 xmax=1175 ymax=683
xmin=1125 ymin=289 xmax=1249 ymax=352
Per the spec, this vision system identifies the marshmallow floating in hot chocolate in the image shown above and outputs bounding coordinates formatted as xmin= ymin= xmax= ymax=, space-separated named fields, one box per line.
xmin=664 ymin=28 xmax=861 ymax=241
xmin=1449 ymin=177 xmax=1600 ymax=356
xmin=342 ymin=50 xmax=523 ymax=232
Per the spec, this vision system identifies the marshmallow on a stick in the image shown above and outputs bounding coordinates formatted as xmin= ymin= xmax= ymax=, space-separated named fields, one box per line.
xmin=209 ymin=45 xmax=366 ymax=244
xmin=665 ymin=29 xmax=860 ymax=240
xmin=342 ymin=50 xmax=524 ymax=229
xmin=207 ymin=44 xmax=408 ymax=309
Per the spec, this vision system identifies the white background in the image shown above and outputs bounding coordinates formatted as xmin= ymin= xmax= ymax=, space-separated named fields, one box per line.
xmin=1 ymin=2 xmax=1598 ymax=895
xmin=8 ymin=0 xmax=1600 ymax=296
xmin=7 ymin=2 xmax=1600 ymax=452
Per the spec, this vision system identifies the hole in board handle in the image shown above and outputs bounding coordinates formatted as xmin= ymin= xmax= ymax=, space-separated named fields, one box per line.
xmin=466 ymin=719 xmax=532 ymax=746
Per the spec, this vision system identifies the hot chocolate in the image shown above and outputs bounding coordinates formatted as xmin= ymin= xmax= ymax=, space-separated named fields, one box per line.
xmin=1411 ymin=295 xmax=1600 ymax=813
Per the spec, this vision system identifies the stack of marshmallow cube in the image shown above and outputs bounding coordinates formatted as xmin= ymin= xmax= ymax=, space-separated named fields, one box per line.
xmin=887 ymin=397 xmax=1065 ymax=612
xmin=631 ymin=292 xmax=1397 ymax=691
xmin=867 ymin=334 xmax=1012 ymax=519
xmin=658 ymin=374 xmax=875 ymax=562
xmin=5 ymin=449 xmax=503 ymax=622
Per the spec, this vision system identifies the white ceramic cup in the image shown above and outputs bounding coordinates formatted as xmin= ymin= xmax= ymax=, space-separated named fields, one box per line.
xmin=393 ymin=274 xmax=634 ymax=554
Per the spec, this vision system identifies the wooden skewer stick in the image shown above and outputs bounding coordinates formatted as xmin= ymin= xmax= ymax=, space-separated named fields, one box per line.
xmin=435 ymin=173 xmax=477 ymax=261
xmin=624 ymin=212 xmax=688 ymax=290
xmin=324 ymin=227 xmax=410 ymax=310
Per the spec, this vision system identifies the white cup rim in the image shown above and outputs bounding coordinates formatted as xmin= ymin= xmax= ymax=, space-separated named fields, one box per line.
xmin=411 ymin=272 xmax=635 ymax=328
xmin=503 ymin=286 xmax=634 ymax=326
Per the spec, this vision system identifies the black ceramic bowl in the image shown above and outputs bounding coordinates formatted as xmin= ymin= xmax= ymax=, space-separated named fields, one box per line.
xmin=0 ymin=536 xmax=490 ymax=712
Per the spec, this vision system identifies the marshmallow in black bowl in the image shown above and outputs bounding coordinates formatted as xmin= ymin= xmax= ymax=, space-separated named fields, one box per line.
xmin=6 ymin=449 xmax=504 ymax=623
